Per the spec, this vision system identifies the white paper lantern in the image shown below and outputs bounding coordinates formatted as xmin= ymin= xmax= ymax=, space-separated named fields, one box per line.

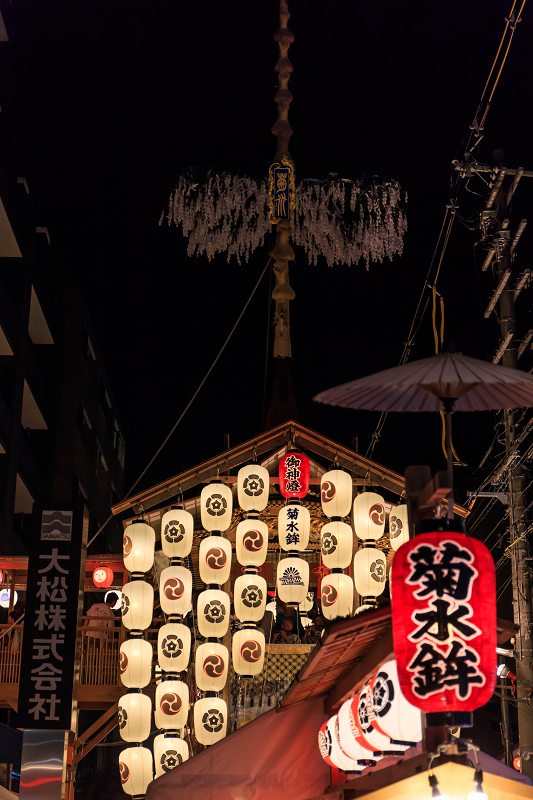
xmin=195 ymin=641 xmax=229 ymax=691
xmin=118 ymin=692 xmax=152 ymax=743
xmin=389 ymin=505 xmax=410 ymax=551
xmin=123 ymin=521 xmax=155 ymax=574
xmin=353 ymin=492 xmax=386 ymax=542
xmin=120 ymin=638 xmax=153 ymax=688
xmin=278 ymin=504 xmax=310 ymax=551
xmin=337 ymin=698 xmax=381 ymax=764
xmin=197 ymin=589 xmax=230 ymax=637
xmin=237 ymin=464 xmax=270 ymax=512
xmin=159 ymin=565 xmax=193 ymax=616
xmin=353 ymin=547 xmax=387 ymax=599
xmin=194 ymin=696 xmax=227 ymax=746
xmin=321 ymin=470 xmax=353 ymax=518
xmin=318 ymin=720 xmax=336 ymax=767
xmin=232 ymin=628 xmax=265 ymax=676
xmin=122 ymin=581 xmax=154 ymax=632
xmin=234 ymin=574 xmax=267 ymax=622
xmin=321 ymin=520 xmax=353 ymax=569
xmin=201 ymin=483 xmax=233 ymax=532
xmin=276 ymin=556 xmax=309 ymax=605
xmin=199 ymin=535 xmax=232 ymax=585
xmin=346 ymin=692 xmax=381 ymax=756
xmin=300 ymin=591 xmax=314 ymax=613
xmin=352 ymin=686 xmax=406 ymax=755
xmin=235 ymin=518 xmax=268 ymax=566
xmin=119 ymin=746 xmax=153 ymax=796
xmin=327 ymin=715 xmax=362 ymax=771
xmin=320 ymin=573 xmax=354 ymax=620
xmin=369 ymin=659 xmax=422 ymax=745
xmin=153 ymin=734 xmax=189 ymax=777
xmin=161 ymin=507 xmax=194 ymax=558
xmin=158 ymin=623 xmax=191 ymax=673
xmin=155 ymin=680 xmax=189 ymax=731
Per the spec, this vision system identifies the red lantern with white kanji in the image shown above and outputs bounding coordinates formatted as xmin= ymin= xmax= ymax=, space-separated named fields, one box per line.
xmin=391 ymin=527 xmax=497 ymax=714
xmin=279 ymin=452 xmax=310 ymax=499
xmin=93 ymin=565 xmax=114 ymax=589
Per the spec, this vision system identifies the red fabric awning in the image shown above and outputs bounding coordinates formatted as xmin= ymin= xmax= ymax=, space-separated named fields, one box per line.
xmin=146 ymin=697 xmax=329 ymax=800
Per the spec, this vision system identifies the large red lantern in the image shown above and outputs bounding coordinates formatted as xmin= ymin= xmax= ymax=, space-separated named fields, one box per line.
xmin=93 ymin=565 xmax=114 ymax=589
xmin=279 ymin=452 xmax=310 ymax=499
xmin=391 ymin=524 xmax=496 ymax=721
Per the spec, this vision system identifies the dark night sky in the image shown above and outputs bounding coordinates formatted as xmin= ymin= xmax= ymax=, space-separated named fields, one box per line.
xmin=6 ymin=0 xmax=533 ymax=503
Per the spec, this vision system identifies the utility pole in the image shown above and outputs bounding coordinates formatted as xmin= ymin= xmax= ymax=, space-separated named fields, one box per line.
xmin=479 ymin=165 xmax=533 ymax=778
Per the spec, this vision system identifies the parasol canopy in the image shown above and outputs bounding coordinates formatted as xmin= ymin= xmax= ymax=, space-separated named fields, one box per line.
xmin=314 ymin=352 xmax=533 ymax=413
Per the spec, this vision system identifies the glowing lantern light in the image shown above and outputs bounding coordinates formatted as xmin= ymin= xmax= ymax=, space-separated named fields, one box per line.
xmin=195 ymin=641 xmax=229 ymax=692
xmin=321 ymin=469 xmax=353 ymax=518
xmin=278 ymin=503 xmax=310 ymax=551
xmin=161 ymin=507 xmax=193 ymax=558
xmin=93 ymin=565 xmax=114 ymax=589
xmin=337 ymin=698 xmax=381 ymax=765
xmin=155 ymin=680 xmax=189 ymax=731
xmin=391 ymin=526 xmax=497 ymax=718
xmin=514 ymin=757 xmax=521 ymax=771
xmin=157 ymin=623 xmax=191 ymax=673
xmin=119 ymin=746 xmax=153 ymax=797
xmin=353 ymin=547 xmax=387 ymax=602
xmin=197 ymin=589 xmax=230 ymax=638
xmin=238 ymin=464 xmax=270 ymax=512
xmin=117 ymin=692 xmax=152 ymax=743
xmin=353 ymin=492 xmax=386 ymax=542
xmin=199 ymin=535 xmax=232 ymax=585
xmin=321 ymin=520 xmax=353 ymax=569
xmin=234 ymin=574 xmax=267 ymax=622
xmin=368 ymin=659 xmax=422 ymax=745
xmin=300 ymin=591 xmax=314 ymax=613
xmin=276 ymin=556 xmax=309 ymax=605
xmin=122 ymin=581 xmax=154 ymax=632
xmin=159 ymin=565 xmax=193 ymax=616
xmin=120 ymin=639 xmax=153 ymax=689
xmin=352 ymin=686 xmax=407 ymax=755
xmin=0 ymin=568 xmax=3 ymax=585
xmin=153 ymin=734 xmax=189 ymax=777
xmin=0 ymin=589 xmax=17 ymax=609
xmin=200 ymin=483 xmax=233 ymax=532
xmin=194 ymin=696 xmax=227 ymax=746
xmin=279 ymin=452 xmax=310 ymax=499
xmin=320 ymin=573 xmax=354 ymax=620
xmin=123 ymin=521 xmax=155 ymax=574
xmin=232 ymin=628 xmax=265 ymax=676
xmin=236 ymin=518 xmax=268 ymax=566
xmin=389 ymin=505 xmax=410 ymax=551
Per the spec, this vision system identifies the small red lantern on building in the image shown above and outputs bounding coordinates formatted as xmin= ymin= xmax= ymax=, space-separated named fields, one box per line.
xmin=391 ymin=522 xmax=496 ymax=726
xmin=279 ymin=451 xmax=310 ymax=499
xmin=93 ymin=565 xmax=114 ymax=589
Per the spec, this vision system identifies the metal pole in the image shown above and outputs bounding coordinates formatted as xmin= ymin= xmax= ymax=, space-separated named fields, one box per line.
xmin=495 ymin=222 xmax=533 ymax=778
xmin=500 ymin=679 xmax=513 ymax=766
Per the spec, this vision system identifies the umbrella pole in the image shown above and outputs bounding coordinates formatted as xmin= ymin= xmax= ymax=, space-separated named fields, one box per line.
xmin=443 ymin=399 xmax=455 ymax=520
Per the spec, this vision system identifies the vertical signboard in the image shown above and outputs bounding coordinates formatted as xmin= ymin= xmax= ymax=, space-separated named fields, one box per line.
xmin=17 ymin=505 xmax=87 ymax=730
xmin=268 ymin=155 xmax=295 ymax=223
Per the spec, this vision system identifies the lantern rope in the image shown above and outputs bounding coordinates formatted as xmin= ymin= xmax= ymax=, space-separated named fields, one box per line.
xmin=88 ymin=255 xmax=272 ymax=548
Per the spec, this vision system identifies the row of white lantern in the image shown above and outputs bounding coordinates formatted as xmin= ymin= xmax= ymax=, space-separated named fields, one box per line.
xmin=194 ymin=483 xmax=232 ymax=747
xmin=155 ymin=507 xmax=195 ymax=778
xmin=319 ymin=659 xmax=422 ymax=772
xmin=120 ymin=520 xmax=156 ymax=797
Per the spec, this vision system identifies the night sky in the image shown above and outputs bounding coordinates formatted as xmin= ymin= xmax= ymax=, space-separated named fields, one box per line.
xmin=7 ymin=0 xmax=533 ymax=506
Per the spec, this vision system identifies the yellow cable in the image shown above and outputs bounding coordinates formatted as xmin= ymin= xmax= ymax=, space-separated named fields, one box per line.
xmin=432 ymin=285 xmax=439 ymax=355
xmin=439 ymin=295 xmax=445 ymax=347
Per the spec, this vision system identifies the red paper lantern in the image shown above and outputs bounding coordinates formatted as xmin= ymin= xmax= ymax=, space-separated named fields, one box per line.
xmin=391 ymin=528 xmax=496 ymax=714
xmin=93 ymin=566 xmax=114 ymax=589
xmin=279 ymin=452 xmax=310 ymax=499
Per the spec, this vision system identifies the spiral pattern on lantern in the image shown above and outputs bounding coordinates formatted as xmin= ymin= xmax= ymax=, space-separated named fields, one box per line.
xmin=123 ymin=535 xmax=133 ymax=556
xmin=203 ymin=654 xmax=225 ymax=678
xmin=160 ymin=692 xmax=182 ymax=716
xmin=119 ymin=651 xmax=128 ymax=674
xmin=163 ymin=577 xmax=185 ymax=600
xmin=206 ymin=547 xmax=227 ymax=569
xmin=369 ymin=503 xmax=385 ymax=525
xmin=321 ymin=584 xmax=338 ymax=607
xmin=321 ymin=481 xmax=336 ymax=503
xmin=243 ymin=529 xmax=264 ymax=552
xmin=119 ymin=762 xmax=130 ymax=784
xmin=240 ymin=640 xmax=262 ymax=663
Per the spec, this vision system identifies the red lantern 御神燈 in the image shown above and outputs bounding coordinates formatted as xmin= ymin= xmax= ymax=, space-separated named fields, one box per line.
xmin=93 ymin=566 xmax=114 ymax=589
xmin=279 ymin=452 xmax=310 ymax=499
xmin=391 ymin=529 xmax=496 ymax=714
